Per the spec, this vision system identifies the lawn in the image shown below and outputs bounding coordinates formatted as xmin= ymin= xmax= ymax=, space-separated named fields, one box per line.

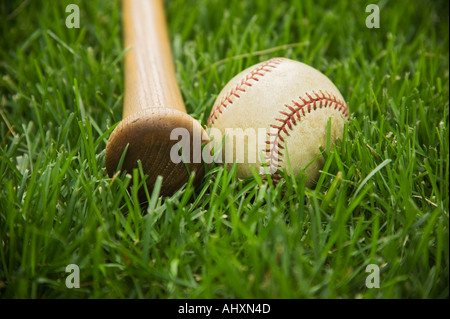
xmin=0 ymin=0 xmax=448 ymax=298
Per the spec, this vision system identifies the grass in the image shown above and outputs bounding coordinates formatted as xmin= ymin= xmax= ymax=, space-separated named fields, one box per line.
xmin=0 ymin=0 xmax=448 ymax=299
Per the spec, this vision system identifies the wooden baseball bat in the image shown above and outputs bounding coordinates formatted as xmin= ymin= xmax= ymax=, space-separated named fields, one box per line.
xmin=105 ymin=0 xmax=207 ymax=198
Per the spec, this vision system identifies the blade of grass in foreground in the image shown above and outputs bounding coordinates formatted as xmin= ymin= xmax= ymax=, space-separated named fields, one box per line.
xmin=354 ymin=159 xmax=392 ymax=198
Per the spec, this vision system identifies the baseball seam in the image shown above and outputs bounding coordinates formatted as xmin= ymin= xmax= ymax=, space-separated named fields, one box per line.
xmin=264 ymin=90 xmax=349 ymax=175
xmin=208 ymin=57 xmax=284 ymax=125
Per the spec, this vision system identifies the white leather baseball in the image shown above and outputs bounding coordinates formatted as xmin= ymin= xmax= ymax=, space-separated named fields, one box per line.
xmin=207 ymin=57 xmax=349 ymax=186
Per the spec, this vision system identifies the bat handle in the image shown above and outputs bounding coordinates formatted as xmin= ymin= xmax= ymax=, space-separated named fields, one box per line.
xmin=122 ymin=0 xmax=186 ymax=117
xmin=105 ymin=0 xmax=208 ymax=199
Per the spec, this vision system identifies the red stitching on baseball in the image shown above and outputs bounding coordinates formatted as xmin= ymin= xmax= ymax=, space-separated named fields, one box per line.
xmin=208 ymin=58 xmax=284 ymax=125
xmin=264 ymin=90 xmax=348 ymax=175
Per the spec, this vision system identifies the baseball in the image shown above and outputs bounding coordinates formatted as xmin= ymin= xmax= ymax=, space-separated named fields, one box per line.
xmin=207 ymin=57 xmax=349 ymax=187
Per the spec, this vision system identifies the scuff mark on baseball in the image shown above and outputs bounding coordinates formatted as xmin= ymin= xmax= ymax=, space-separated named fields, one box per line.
xmin=207 ymin=57 xmax=349 ymax=187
